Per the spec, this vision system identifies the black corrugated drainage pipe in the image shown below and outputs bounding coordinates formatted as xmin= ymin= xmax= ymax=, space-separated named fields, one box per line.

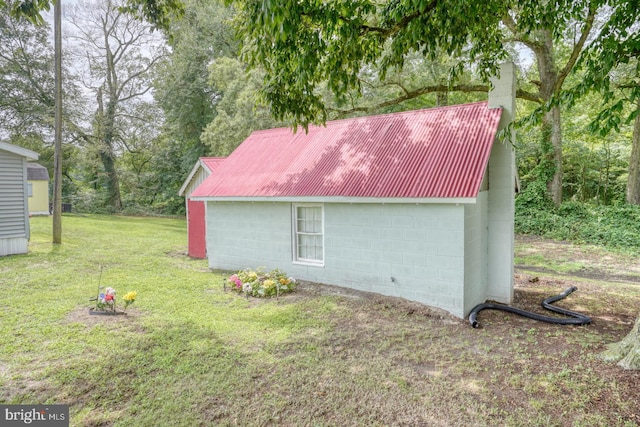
xmin=468 ymin=286 xmax=592 ymax=328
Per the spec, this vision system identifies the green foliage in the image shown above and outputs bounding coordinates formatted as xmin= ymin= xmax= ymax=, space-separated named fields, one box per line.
xmin=572 ymin=0 xmax=640 ymax=135
xmin=0 ymin=6 xmax=55 ymax=137
xmin=120 ymin=0 xmax=185 ymax=33
xmin=201 ymin=58 xmax=281 ymax=155
xmin=515 ymin=180 xmax=555 ymax=214
xmin=5 ymin=0 xmax=52 ymax=25
xmin=230 ymin=0 xmax=509 ymax=128
xmin=516 ymin=200 xmax=640 ymax=253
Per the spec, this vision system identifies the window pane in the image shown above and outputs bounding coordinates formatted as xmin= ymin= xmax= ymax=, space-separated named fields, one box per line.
xmin=295 ymin=205 xmax=323 ymax=262
xmin=298 ymin=244 xmax=307 ymax=259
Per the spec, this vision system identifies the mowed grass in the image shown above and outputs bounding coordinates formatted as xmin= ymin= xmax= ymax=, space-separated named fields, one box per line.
xmin=1 ymin=215 xmax=639 ymax=426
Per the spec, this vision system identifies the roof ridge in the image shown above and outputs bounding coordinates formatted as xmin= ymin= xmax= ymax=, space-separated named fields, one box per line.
xmin=250 ymin=101 xmax=490 ymax=136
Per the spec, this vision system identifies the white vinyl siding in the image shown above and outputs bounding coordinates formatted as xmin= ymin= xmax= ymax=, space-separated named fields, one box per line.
xmin=293 ymin=204 xmax=324 ymax=265
xmin=0 ymin=152 xmax=29 ymax=239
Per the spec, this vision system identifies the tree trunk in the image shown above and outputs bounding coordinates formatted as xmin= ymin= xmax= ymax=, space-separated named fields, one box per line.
xmin=534 ymin=30 xmax=563 ymax=207
xmin=436 ymin=91 xmax=448 ymax=107
xmin=626 ymin=103 xmax=640 ymax=205
xmin=99 ymin=147 xmax=122 ymax=210
xmin=601 ymin=312 xmax=640 ymax=370
xmin=549 ymin=105 xmax=563 ymax=206
xmin=95 ymin=87 xmax=123 ymax=210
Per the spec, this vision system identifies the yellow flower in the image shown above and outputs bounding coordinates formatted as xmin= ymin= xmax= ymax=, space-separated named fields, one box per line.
xmin=279 ymin=278 xmax=290 ymax=285
xmin=123 ymin=291 xmax=137 ymax=302
xmin=263 ymin=279 xmax=276 ymax=289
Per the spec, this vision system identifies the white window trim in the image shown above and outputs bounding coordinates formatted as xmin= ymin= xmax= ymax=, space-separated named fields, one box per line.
xmin=292 ymin=203 xmax=325 ymax=267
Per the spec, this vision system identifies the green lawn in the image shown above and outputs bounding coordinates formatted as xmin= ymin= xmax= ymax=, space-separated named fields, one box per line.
xmin=1 ymin=215 xmax=639 ymax=426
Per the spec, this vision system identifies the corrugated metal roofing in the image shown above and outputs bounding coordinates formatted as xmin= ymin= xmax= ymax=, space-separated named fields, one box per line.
xmin=200 ymin=157 xmax=225 ymax=172
xmin=191 ymin=102 xmax=502 ymax=199
xmin=178 ymin=157 xmax=225 ymax=196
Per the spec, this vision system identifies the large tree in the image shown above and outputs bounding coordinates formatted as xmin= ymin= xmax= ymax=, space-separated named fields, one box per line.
xmin=0 ymin=4 xmax=55 ymax=139
xmin=154 ymin=0 xmax=237 ymax=155
xmin=572 ymin=0 xmax=640 ymax=205
xmin=67 ymin=0 xmax=166 ymax=210
xmin=501 ymin=3 xmax=597 ymax=206
xmin=221 ymin=0 xmax=640 ymax=207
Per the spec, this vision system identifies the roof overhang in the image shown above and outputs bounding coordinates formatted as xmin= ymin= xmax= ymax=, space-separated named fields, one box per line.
xmin=178 ymin=157 xmax=225 ymax=197
xmin=189 ymin=196 xmax=477 ymax=204
xmin=0 ymin=141 xmax=39 ymax=160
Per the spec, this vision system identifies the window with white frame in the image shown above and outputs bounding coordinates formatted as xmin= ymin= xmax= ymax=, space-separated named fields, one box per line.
xmin=293 ymin=204 xmax=324 ymax=265
xmin=27 ymin=183 xmax=33 ymax=197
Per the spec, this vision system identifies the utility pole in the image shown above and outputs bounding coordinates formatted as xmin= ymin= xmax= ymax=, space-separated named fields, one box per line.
xmin=53 ymin=0 xmax=62 ymax=244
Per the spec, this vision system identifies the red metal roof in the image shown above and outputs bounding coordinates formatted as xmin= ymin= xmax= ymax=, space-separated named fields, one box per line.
xmin=191 ymin=102 xmax=502 ymax=199
xmin=201 ymin=157 xmax=225 ymax=172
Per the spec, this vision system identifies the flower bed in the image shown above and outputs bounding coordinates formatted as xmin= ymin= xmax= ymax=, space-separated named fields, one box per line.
xmin=227 ymin=268 xmax=296 ymax=298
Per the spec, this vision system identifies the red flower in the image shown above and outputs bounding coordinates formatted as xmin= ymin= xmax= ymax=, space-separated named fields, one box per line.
xmin=105 ymin=294 xmax=114 ymax=301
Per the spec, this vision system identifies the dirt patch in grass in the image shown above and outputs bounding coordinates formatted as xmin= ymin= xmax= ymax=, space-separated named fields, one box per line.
xmin=62 ymin=307 xmax=147 ymax=339
xmin=217 ymin=235 xmax=640 ymax=426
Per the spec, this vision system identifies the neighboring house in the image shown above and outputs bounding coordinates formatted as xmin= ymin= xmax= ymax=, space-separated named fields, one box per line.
xmin=0 ymin=141 xmax=39 ymax=257
xmin=179 ymin=157 xmax=226 ymax=258
xmin=27 ymin=163 xmax=50 ymax=216
xmin=191 ymin=63 xmax=516 ymax=318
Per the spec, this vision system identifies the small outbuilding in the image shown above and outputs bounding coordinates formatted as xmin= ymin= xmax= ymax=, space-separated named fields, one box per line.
xmin=27 ymin=163 xmax=50 ymax=216
xmin=191 ymin=63 xmax=517 ymax=318
xmin=179 ymin=157 xmax=225 ymax=258
xmin=0 ymin=141 xmax=39 ymax=256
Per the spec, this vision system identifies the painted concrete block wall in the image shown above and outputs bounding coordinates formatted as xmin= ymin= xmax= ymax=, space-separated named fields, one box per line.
xmin=206 ymin=202 xmax=292 ymax=271
xmin=487 ymin=140 xmax=515 ymax=304
xmin=207 ymin=201 xmax=468 ymax=317
xmin=463 ymin=191 xmax=488 ymax=315
xmin=487 ymin=62 xmax=516 ymax=304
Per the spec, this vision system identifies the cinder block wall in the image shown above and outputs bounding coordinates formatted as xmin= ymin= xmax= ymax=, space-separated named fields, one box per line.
xmin=463 ymin=191 xmax=489 ymax=315
xmin=207 ymin=201 xmax=468 ymax=317
xmin=487 ymin=62 xmax=516 ymax=304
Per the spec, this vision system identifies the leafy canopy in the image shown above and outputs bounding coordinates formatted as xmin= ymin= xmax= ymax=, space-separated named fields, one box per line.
xmin=228 ymin=0 xmax=509 ymax=128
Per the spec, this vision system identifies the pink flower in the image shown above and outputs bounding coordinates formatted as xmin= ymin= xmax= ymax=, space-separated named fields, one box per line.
xmin=229 ymin=274 xmax=242 ymax=288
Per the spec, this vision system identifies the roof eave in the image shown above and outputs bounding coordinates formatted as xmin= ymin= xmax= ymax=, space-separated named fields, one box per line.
xmin=189 ymin=196 xmax=478 ymax=204
xmin=0 ymin=141 xmax=39 ymax=160
xmin=178 ymin=160 xmax=207 ymax=197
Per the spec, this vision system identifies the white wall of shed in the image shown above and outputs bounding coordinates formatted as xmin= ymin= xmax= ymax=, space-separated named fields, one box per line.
xmin=206 ymin=201 xmax=468 ymax=317
xmin=463 ymin=191 xmax=489 ymax=315
xmin=486 ymin=62 xmax=516 ymax=304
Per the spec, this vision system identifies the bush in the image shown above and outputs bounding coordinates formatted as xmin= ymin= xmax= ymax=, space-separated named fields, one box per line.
xmin=515 ymin=198 xmax=640 ymax=253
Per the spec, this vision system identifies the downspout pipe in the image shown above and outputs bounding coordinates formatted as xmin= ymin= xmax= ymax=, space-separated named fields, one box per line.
xmin=469 ymin=286 xmax=592 ymax=328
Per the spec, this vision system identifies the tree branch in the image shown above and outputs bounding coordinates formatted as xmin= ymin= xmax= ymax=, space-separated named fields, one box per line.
xmin=556 ymin=2 xmax=597 ymax=92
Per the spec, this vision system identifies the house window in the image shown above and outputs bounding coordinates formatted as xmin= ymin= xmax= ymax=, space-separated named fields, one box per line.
xmin=293 ymin=204 xmax=324 ymax=265
xmin=28 ymin=183 xmax=33 ymax=197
